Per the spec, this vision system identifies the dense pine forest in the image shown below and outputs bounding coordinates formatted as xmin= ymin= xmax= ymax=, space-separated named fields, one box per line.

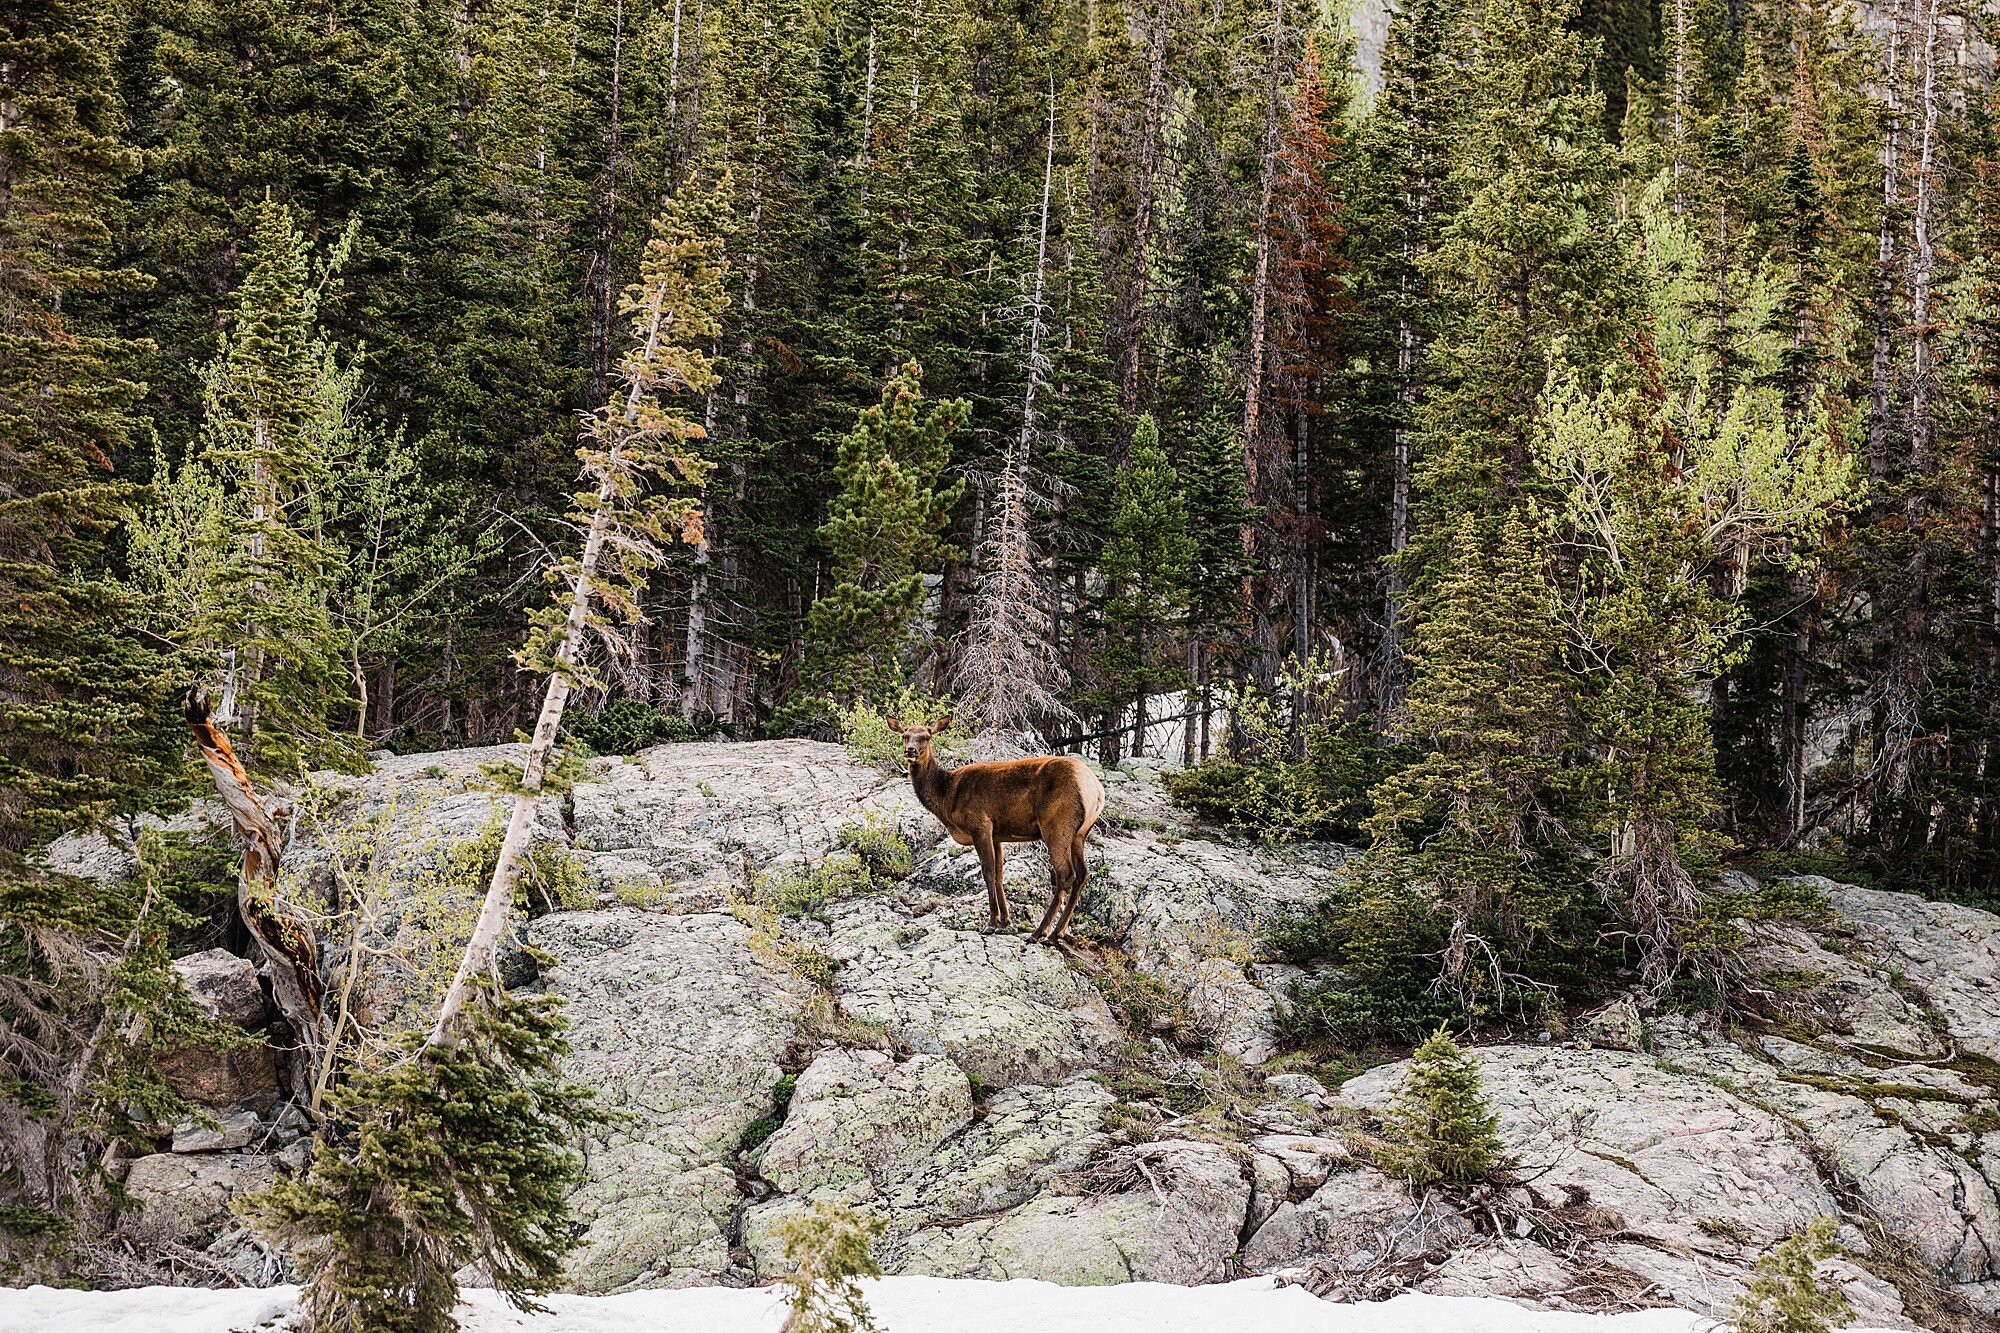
xmin=11 ymin=0 xmax=2000 ymax=960
xmin=7 ymin=0 xmax=2000 ymax=1300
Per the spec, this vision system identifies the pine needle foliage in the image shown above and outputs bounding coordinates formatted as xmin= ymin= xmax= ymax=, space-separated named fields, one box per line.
xmin=773 ymin=1200 xmax=886 ymax=1333
xmin=243 ymin=987 xmax=608 ymax=1333
xmin=1729 ymin=1216 xmax=1854 ymax=1333
xmin=1377 ymin=1024 xmax=1505 ymax=1187
xmin=804 ymin=363 xmax=968 ymax=700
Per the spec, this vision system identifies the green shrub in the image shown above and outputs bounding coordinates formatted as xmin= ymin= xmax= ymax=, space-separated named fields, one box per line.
xmin=1166 ymin=718 xmax=1404 ymax=843
xmin=838 ymin=687 xmax=966 ymax=772
xmin=451 ymin=821 xmax=592 ymax=918
xmin=772 ymin=1201 xmax=886 ymax=1333
xmin=1730 ymin=1216 xmax=1853 ymax=1333
xmin=838 ymin=814 xmax=914 ymax=881
xmin=755 ymin=852 xmax=873 ymax=920
xmin=1376 ymin=1025 xmax=1504 ymax=1187
xmin=739 ymin=1073 xmax=800 ymax=1153
xmin=789 ymin=948 xmax=842 ymax=992
xmin=765 ymin=695 xmax=842 ymax=741
xmin=1265 ymin=870 xmax=1459 ymax=1047
xmin=564 ymin=700 xmax=697 ymax=755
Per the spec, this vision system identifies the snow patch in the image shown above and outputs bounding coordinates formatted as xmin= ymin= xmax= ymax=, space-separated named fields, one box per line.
xmin=0 ymin=1276 xmax=1898 ymax=1333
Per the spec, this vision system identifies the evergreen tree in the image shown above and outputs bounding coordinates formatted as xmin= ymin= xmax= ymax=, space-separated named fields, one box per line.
xmin=1729 ymin=1216 xmax=1854 ymax=1333
xmin=1405 ymin=0 xmax=1632 ymax=593
xmin=156 ymin=201 xmax=358 ymax=776
xmin=1179 ymin=405 xmax=1252 ymax=753
xmin=244 ymin=989 xmax=606 ymax=1333
xmin=1366 ymin=513 xmax=1581 ymax=1010
xmin=804 ymin=363 xmax=968 ymax=700
xmin=1341 ymin=0 xmax=1465 ymax=702
xmin=1097 ymin=415 xmax=1194 ymax=754
xmin=0 ymin=0 xmax=185 ymax=865
xmin=1378 ymin=1025 xmax=1505 ymax=1186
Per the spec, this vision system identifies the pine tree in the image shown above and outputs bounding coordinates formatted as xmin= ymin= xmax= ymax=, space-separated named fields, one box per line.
xmin=1097 ymin=415 xmax=1194 ymax=755
xmin=0 ymin=0 xmax=185 ymax=866
xmin=1366 ymin=513 xmax=1579 ymax=1009
xmin=683 ymin=0 xmax=832 ymax=723
xmin=169 ymin=201 xmax=358 ymax=776
xmin=435 ymin=174 xmax=730 ymax=1038
xmin=1342 ymin=0 xmax=1465 ymax=702
xmin=1729 ymin=1216 xmax=1854 ymax=1333
xmin=244 ymin=988 xmax=607 ymax=1333
xmin=1405 ymin=0 xmax=1632 ymax=593
xmin=1179 ymin=406 xmax=1252 ymax=756
xmin=773 ymin=1201 xmax=886 ymax=1333
xmin=804 ymin=363 xmax=968 ymax=700
xmin=1378 ymin=1025 xmax=1504 ymax=1186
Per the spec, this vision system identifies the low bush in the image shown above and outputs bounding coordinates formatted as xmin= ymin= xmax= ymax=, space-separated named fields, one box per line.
xmin=838 ymin=687 xmax=966 ymax=772
xmin=1730 ymin=1216 xmax=1852 ymax=1333
xmin=838 ymin=814 xmax=914 ymax=881
xmin=755 ymin=853 xmax=873 ymax=921
xmin=564 ymin=700 xmax=697 ymax=755
xmin=1375 ymin=1025 xmax=1504 ymax=1187
xmin=1165 ymin=669 xmax=1406 ymax=843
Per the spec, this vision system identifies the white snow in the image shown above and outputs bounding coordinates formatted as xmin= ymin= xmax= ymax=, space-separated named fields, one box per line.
xmin=0 ymin=1275 xmax=1896 ymax=1333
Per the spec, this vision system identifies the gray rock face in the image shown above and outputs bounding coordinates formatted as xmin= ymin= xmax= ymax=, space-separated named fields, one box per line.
xmin=896 ymin=1140 xmax=1251 ymax=1285
xmin=1820 ymin=880 xmax=2000 ymax=1061
xmin=1240 ymin=1165 xmax=1437 ymax=1273
xmin=1184 ymin=959 xmax=1279 ymax=1065
xmin=1650 ymin=1021 xmax=2000 ymax=1282
xmin=1344 ymin=1046 xmax=1839 ymax=1256
xmin=570 ymin=740 xmax=921 ymax=908
xmin=751 ymin=1050 xmax=972 ymax=1198
xmin=826 ymin=903 xmax=1122 ymax=1089
xmin=171 ymin=1109 xmax=267 ymax=1154
xmin=172 ymin=949 xmax=269 ymax=1028
xmin=120 ymin=1152 xmax=276 ymax=1250
xmin=530 ymin=908 xmax=811 ymax=1292
xmin=109 ymin=737 xmax=2000 ymax=1320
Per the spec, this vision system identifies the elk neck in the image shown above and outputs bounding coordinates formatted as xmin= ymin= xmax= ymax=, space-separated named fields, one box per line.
xmin=909 ymin=750 xmax=953 ymax=818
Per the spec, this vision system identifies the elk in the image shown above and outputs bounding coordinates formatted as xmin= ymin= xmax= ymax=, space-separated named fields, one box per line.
xmin=888 ymin=715 xmax=1107 ymax=946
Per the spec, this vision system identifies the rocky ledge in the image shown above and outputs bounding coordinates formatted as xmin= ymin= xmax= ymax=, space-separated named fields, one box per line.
xmin=53 ymin=739 xmax=2000 ymax=1326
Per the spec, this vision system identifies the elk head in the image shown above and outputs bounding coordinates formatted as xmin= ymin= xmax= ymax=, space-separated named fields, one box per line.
xmin=885 ymin=715 xmax=952 ymax=767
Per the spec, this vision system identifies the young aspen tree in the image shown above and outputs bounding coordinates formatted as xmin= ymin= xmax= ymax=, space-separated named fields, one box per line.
xmin=430 ymin=178 xmax=730 ymax=1044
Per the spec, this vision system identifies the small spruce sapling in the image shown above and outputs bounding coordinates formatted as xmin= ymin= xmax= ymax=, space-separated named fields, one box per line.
xmin=1730 ymin=1216 xmax=1854 ymax=1333
xmin=774 ymin=1201 xmax=887 ymax=1333
xmin=1378 ymin=1025 xmax=1505 ymax=1186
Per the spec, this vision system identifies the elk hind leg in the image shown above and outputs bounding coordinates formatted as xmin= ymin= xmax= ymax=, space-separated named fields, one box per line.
xmin=1048 ymin=830 xmax=1091 ymax=943
xmin=1032 ymin=834 xmax=1077 ymax=943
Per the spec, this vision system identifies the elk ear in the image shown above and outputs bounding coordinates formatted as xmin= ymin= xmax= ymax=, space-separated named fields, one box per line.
xmin=932 ymin=713 xmax=953 ymax=734
xmin=884 ymin=715 xmax=903 ymax=732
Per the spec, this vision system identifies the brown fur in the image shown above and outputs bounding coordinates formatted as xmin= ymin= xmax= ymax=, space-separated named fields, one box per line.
xmin=888 ymin=715 xmax=1107 ymax=945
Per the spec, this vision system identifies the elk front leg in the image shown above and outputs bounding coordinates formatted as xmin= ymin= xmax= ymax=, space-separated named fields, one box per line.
xmin=974 ymin=830 xmax=1009 ymax=931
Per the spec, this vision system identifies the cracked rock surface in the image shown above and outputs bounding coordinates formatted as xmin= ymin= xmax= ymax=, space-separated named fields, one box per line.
xmin=78 ymin=738 xmax=2000 ymax=1321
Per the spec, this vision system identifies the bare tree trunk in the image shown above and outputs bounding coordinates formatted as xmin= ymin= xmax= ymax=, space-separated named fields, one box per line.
xmin=1868 ymin=0 xmax=1908 ymax=477
xmin=1117 ymin=0 xmax=1170 ymax=417
xmin=1907 ymin=0 xmax=1943 ymax=472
